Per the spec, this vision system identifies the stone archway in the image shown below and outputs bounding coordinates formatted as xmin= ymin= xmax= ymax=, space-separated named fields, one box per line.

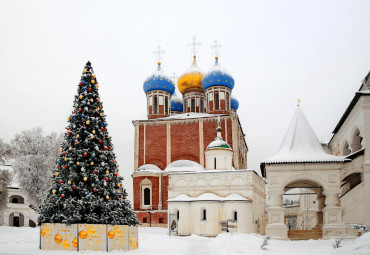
xmin=266 ymin=170 xmax=345 ymax=239
xmin=283 ymin=180 xmax=325 ymax=239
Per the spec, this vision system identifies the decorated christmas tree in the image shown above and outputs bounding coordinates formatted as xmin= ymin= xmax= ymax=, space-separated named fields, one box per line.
xmin=38 ymin=61 xmax=138 ymax=226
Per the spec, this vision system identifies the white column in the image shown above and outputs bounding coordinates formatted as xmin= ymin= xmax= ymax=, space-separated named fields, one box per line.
xmin=322 ymin=189 xmax=345 ymax=237
xmin=265 ymin=189 xmax=288 ymax=238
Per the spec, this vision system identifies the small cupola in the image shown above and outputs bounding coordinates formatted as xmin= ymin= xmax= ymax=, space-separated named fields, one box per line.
xmin=143 ymin=46 xmax=175 ymax=119
xmin=205 ymin=116 xmax=233 ymax=170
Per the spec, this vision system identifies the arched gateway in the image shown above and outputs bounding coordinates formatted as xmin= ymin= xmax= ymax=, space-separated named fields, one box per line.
xmin=261 ymin=108 xmax=348 ymax=239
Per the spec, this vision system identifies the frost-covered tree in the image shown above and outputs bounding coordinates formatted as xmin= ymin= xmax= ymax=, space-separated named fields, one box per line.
xmin=0 ymin=139 xmax=13 ymax=164
xmin=38 ymin=61 xmax=138 ymax=226
xmin=11 ymin=127 xmax=62 ymax=211
xmin=0 ymin=169 xmax=11 ymax=211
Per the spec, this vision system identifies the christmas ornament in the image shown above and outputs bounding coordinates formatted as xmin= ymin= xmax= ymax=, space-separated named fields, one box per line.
xmin=106 ymin=171 xmax=109 ymax=174
xmin=90 ymin=99 xmax=94 ymax=102
xmin=52 ymin=189 xmax=56 ymax=194
xmin=90 ymin=162 xmax=94 ymax=165
xmin=64 ymin=165 xmax=68 ymax=169
xmin=90 ymin=135 xmax=94 ymax=139
xmin=59 ymin=180 xmax=62 ymax=184
xmin=69 ymin=147 xmax=72 ymax=151
xmin=93 ymin=188 xmax=97 ymax=192
xmin=79 ymin=95 xmax=83 ymax=99
xmin=60 ymin=148 xmax=63 ymax=152
xmin=91 ymin=80 xmax=95 ymax=84
xmin=83 ymin=152 xmax=87 ymax=157
xmin=100 ymin=113 xmax=103 ymax=116
xmin=68 ymin=180 xmax=71 ymax=184
xmin=92 ymin=130 xmax=96 ymax=134
xmin=55 ymin=172 xmax=59 ymax=176
xmin=73 ymin=186 xmax=76 ymax=190
xmin=86 ymin=121 xmax=90 ymax=125
xmin=77 ymin=162 xmax=80 ymax=165
xmin=106 ymin=195 xmax=109 ymax=199
xmin=83 ymin=177 xmax=87 ymax=181
xmin=77 ymin=134 xmax=80 ymax=138
xmin=105 ymin=177 xmax=109 ymax=181
xmin=94 ymin=170 xmax=98 ymax=174
xmin=81 ymin=114 xmax=85 ymax=118
xmin=84 ymin=192 xmax=88 ymax=196
xmin=55 ymin=234 xmax=63 ymax=244
xmin=78 ymin=108 xmax=82 ymax=112
xmin=88 ymin=88 xmax=92 ymax=92
xmin=61 ymin=194 xmax=65 ymax=198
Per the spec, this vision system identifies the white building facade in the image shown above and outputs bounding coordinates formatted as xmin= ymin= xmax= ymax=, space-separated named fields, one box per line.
xmin=167 ymin=119 xmax=266 ymax=236
xmin=261 ymin=71 xmax=370 ymax=239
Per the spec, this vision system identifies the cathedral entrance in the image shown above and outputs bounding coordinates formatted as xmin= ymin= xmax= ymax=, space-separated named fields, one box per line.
xmin=283 ymin=180 xmax=325 ymax=240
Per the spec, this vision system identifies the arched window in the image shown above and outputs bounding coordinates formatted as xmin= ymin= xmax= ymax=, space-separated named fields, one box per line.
xmin=165 ymin=97 xmax=168 ymax=115
xmin=214 ymin=92 xmax=219 ymax=110
xmin=233 ymin=211 xmax=238 ymax=222
xmin=177 ymin=210 xmax=180 ymax=220
xmin=214 ymin=158 xmax=217 ymax=169
xmin=191 ymin=98 xmax=195 ymax=112
xmin=153 ymin=96 xmax=158 ymax=114
xmin=12 ymin=198 xmax=19 ymax=203
xmin=202 ymin=209 xmax=207 ymax=221
xmin=144 ymin=188 xmax=150 ymax=205
xmin=226 ymin=92 xmax=230 ymax=111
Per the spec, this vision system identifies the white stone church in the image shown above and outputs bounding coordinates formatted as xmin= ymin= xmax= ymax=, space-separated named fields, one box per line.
xmin=261 ymin=70 xmax=370 ymax=239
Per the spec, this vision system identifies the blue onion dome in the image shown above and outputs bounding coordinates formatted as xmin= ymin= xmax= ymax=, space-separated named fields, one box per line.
xmin=202 ymin=57 xmax=234 ymax=90
xmin=170 ymin=91 xmax=183 ymax=112
xmin=231 ymin=96 xmax=239 ymax=110
xmin=143 ymin=62 xmax=175 ymax=95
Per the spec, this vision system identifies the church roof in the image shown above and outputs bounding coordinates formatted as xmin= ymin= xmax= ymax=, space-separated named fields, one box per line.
xmin=167 ymin=193 xmax=251 ymax=202
xmin=136 ymin=164 xmax=162 ymax=173
xmin=262 ymin=108 xmax=347 ymax=165
xmin=332 ymin=91 xmax=370 ymax=134
xmin=164 ymin=160 xmax=205 ymax=172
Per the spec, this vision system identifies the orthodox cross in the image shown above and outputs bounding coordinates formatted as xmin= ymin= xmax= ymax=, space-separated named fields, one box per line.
xmin=153 ymin=45 xmax=165 ymax=64
xmin=211 ymin=40 xmax=222 ymax=59
xmin=187 ymin=35 xmax=201 ymax=58
xmin=171 ymin=72 xmax=178 ymax=84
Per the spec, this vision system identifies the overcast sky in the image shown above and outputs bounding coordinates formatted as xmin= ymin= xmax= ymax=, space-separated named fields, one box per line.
xmin=1 ymin=0 xmax=370 ymax=198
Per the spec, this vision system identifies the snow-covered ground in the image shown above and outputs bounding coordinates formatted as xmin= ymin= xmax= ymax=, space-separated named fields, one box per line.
xmin=0 ymin=226 xmax=369 ymax=255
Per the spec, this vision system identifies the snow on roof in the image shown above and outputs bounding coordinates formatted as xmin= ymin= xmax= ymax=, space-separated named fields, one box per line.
xmin=206 ymin=139 xmax=232 ymax=150
xmin=167 ymin=193 xmax=251 ymax=202
xmin=263 ymin=108 xmax=347 ymax=164
xmin=164 ymin=160 xmax=204 ymax=172
xmin=136 ymin=164 xmax=162 ymax=173
xmin=161 ymin=112 xmax=218 ymax=120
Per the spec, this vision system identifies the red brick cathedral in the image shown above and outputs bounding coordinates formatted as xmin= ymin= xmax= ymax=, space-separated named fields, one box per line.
xmin=132 ymin=44 xmax=248 ymax=226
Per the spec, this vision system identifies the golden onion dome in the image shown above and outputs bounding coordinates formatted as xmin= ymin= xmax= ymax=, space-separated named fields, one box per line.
xmin=177 ymin=56 xmax=204 ymax=94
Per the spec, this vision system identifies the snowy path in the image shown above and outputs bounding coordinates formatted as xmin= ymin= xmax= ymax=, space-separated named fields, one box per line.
xmin=0 ymin=226 xmax=369 ymax=255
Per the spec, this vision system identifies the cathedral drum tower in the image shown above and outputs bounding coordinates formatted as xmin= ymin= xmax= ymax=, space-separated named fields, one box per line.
xmin=143 ymin=60 xmax=175 ymax=119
